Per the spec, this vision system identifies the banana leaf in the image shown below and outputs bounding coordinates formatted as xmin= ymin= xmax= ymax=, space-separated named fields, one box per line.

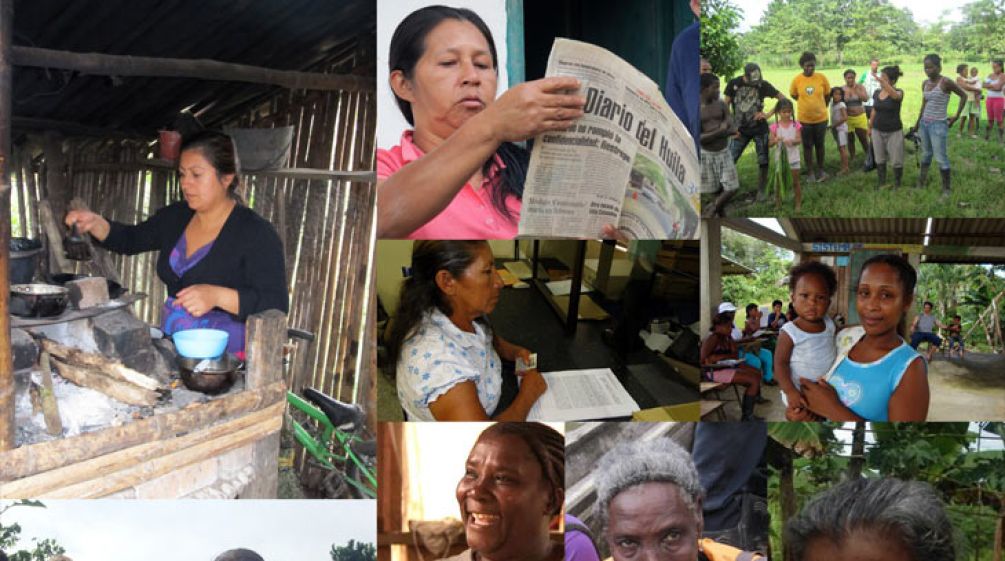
xmin=767 ymin=143 xmax=792 ymax=202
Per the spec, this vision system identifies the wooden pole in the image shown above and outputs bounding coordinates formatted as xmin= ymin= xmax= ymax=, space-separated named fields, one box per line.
xmin=0 ymin=0 xmax=16 ymax=452
xmin=12 ymin=45 xmax=375 ymax=93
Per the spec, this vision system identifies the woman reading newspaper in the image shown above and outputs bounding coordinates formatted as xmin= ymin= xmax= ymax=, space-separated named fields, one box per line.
xmin=378 ymin=6 xmax=588 ymax=239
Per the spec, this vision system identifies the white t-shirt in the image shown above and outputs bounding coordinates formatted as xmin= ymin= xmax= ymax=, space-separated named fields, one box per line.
xmin=781 ymin=317 xmax=837 ymax=389
xmin=986 ymin=74 xmax=1005 ymax=99
xmin=397 ymin=309 xmax=502 ymax=421
xmin=770 ymin=121 xmax=802 ymax=166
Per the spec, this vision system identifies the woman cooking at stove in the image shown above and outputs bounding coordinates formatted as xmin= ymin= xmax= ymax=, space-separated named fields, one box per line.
xmin=64 ymin=131 xmax=288 ymax=354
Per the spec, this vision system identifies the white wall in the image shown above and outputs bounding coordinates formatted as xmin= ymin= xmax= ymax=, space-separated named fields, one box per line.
xmin=377 ymin=0 xmax=510 ymax=151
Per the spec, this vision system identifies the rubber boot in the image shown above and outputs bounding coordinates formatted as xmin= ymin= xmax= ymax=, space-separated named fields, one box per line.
xmin=940 ymin=168 xmax=951 ymax=198
xmin=876 ymin=163 xmax=887 ymax=187
xmin=756 ymin=166 xmax=769 ymax=201
xmin=741 ymin=394 xmax=757 ymax=421
xmin=916 ymin=163 xmax=929 ymax=188
xmin=894 ymin=166 xmax=903 ymax=188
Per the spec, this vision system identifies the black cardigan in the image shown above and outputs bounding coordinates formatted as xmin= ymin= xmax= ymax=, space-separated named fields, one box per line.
xmin=98 ymin=201 xmax=288 ymax=320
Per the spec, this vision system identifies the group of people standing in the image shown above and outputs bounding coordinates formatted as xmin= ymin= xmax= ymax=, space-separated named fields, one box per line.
xmin=700 ymin=51 xmax=1005 ymax=214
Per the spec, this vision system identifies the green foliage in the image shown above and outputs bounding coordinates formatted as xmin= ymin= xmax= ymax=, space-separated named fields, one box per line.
xmin=0 ymin=502 xmax=65 ymax=561
xmin=721 ymin=229 xmax=793 ymax=307
xmin=330 ymin=540 xmax=376 ymax=561
xmin=700 ymin=0 xmax=745 ymax=79
xmin=742 ymin=0 xmax=921 ymax=68
xmin=950 ymin=0 xmax=1005 ymax=61
xmin=916 ymin=264 xmax=1005 ymax=352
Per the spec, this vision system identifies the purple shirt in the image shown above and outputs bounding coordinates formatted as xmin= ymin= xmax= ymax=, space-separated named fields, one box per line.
xmin=161 ymin=233 xmax=246 ymax=353
xmin=565 ymin=514 xmax=601 ymax=561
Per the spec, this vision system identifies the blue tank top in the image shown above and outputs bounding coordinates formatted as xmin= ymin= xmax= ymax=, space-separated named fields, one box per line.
xmin=828 ymin=341 xmax=925 ymax=421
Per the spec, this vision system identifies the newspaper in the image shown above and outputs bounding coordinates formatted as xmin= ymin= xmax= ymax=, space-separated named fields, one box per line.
xmin=519 ymin=39 xmax=700 ymax=240
xmin=526 ymin=368 xmax=640 ymax=422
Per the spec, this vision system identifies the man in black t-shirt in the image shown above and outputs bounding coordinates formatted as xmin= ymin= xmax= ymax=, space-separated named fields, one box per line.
xmin=724 ymin=63 xmax=788 ymax=199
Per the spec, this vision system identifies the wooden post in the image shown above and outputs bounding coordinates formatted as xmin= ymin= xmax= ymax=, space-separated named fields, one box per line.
xmin=0 ymin=0 xmax=16 ymax=452
xmin=242 ymin=309 xmax=286 ymax=498
xmin=699 ymin=218 xmax=723 ymax=335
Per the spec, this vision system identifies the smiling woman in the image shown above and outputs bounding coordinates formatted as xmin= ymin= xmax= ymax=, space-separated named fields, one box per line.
xmin=377 ymin=6 xmax=586 ymax=239
xmin=445 ymin=422 xmax=565 ymax=561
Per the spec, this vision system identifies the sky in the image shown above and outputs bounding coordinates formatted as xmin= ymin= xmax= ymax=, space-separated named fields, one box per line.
xmin=2 ymin=500 xmax=374 ymax=561
xmin=736 ymin=0 xmax=972 ymax=32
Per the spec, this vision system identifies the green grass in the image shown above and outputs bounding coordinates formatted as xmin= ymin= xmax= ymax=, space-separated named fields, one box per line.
xmin=719 ymin=63 xmax=1005 ymax=217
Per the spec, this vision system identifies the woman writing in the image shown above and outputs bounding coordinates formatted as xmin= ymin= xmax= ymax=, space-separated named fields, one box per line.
xmin=444 ymin=422 xmax=564 ymax=561
xmin=378 ymin=6 xmax=586 ymax=239
xmin=65 ymin=132 xmax=288 ymax=354
xmin=388 ymin=241 xmax=546 ymax=421
xmin=700 ymin=313 xmax=763 ymax=421
xmin=791 ymin=254 xmax=929 ymax=422
xmin=869 ymin=66 xmax=906 ymax=188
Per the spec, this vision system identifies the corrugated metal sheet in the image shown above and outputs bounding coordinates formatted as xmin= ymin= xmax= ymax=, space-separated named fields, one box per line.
xmin=12 ymin=0 xmax=374 ymax=133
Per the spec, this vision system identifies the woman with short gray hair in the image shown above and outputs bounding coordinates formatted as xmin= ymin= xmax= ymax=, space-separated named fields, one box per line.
xmin=784 ymin=478 xmax=955 ymax=561
xmin=594 ymin=438 xmax=764 ymax=561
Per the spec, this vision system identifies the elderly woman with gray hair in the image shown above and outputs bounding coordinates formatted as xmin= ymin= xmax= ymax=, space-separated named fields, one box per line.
xmin=593 ymin=438 xmax=764 ymax=561
xmin=785 ymin=478 xmax=955 ymax=561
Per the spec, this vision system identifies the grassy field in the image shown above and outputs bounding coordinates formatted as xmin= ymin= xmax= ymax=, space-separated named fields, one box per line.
xmin=719 ymin=63 xmax=1005 ymax=217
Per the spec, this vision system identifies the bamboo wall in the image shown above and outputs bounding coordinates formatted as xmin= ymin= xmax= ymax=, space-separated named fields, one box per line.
xmin=6 ymin=78 xmax=376 ymax=411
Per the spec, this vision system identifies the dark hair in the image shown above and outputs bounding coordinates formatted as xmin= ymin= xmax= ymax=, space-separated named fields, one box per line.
xmin=956 ymin=63 xmax=968 ymax=75
xmin=830 ymin=86 xmax=844 ymax=102
xmin=993 ymin=59 xmax=1004 ymax=71
xmin=924 ymin=53 xmax=942 ymax=67
xmin=858 ymin=254 xmax=917 ymax=295
xmin=0 ymin=551 xmax=8 ymax=561
xmin=772 ymin=299 xmax=783 ymax=307
xmin=700 ymin=72 xmax=719 ymax=90
xmin=745 ymin=303 xmax=758 ymax=314
xmin=479 ymin=422 xmax=565 ymax=515
xmin=788 ymin=302 xmax=798 ymax=319
xmin=844 ymin=68 xmax=856 ymax=78
xmin=785 ymin=478 xmax=955 ymax=561
xmin=214 ymin=550 xmax=265 ymax=561
xmin=775 ymin=98 xmax=794 ymax=114
xmin=388 ymin=6 xmax=527 ymax=221
xmin=799 ymin=52 xmax=817 ymax=66
xmin=710 ymin=312 xmax=733 ymax=331
xmin=789 ymin=260 xmax=838 ymax=296
xmin=881 ymin=65 xmax=903 ymax=85
xmin=180 ymin=131 xmax=243 ymax=203
xmin=953 ymin=314 xmax=961 ymax=320
xmin=924 ymin=301 xmax=934 ymax=308
xmin=387 ymin=241 xmax=489 ymax=367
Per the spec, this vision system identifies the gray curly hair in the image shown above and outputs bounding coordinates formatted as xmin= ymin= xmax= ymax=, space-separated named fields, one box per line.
xmin=214 ymin=549 xmax=264 ymax=561
xmin=593 ymin=437 xmax=703 ymax=530
xmin=785 ymin=478 xmax=956 ymax=561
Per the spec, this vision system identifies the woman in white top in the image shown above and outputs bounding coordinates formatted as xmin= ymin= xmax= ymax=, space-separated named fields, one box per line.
xmin=983 ymin=59 xmax=1005 ymax=142
xmin=387 ymin=241 xmax=546 ymax=421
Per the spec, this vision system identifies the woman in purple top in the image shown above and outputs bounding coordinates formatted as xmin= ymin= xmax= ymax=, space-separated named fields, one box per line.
xmin=66 ymin=132 xmax=288 ymax=355
xmin=565 ymin=514 xmax=601 ymax=561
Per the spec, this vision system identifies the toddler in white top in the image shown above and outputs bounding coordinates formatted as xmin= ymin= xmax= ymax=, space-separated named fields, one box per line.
xmin=775 ymin=261 xmax=839 ymax=414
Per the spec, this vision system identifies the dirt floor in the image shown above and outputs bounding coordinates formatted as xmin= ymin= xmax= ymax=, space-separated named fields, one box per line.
xmin=748 ymin=352 xmax=1005 ymax=422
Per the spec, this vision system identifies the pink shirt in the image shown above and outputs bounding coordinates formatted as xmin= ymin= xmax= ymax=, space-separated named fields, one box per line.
xmin=377 ymin=131 xmax=521 ymax=240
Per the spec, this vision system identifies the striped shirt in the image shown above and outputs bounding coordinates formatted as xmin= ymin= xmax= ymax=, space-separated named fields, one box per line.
xmin=922 ymin=78 xmax=951 ymax=122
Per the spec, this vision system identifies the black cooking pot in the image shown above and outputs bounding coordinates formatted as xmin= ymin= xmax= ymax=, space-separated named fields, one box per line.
xmin=10 ymin=284 xmax=70 ymax=317
xmin=48 ymin=273 xmax=127 ymax=299
xmin=9 ymin=238 xmax=42 ymax=284
xmin=177 ymin=355 xmax=243 ymax=395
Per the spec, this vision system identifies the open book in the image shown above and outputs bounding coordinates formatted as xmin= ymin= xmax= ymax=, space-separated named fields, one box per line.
xmin=519 ymin=39 xmax=700 ymax=240
xmin=526 ymin=368 xmax=640 ymax=422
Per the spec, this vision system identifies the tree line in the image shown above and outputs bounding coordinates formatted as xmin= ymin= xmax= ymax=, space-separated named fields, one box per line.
xmin=703 ymin=0 xmax=1005 ymax=76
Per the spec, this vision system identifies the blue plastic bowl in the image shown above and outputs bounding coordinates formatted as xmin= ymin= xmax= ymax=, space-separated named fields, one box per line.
xmin=172 ymin=328 xmax=229 ymax=359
